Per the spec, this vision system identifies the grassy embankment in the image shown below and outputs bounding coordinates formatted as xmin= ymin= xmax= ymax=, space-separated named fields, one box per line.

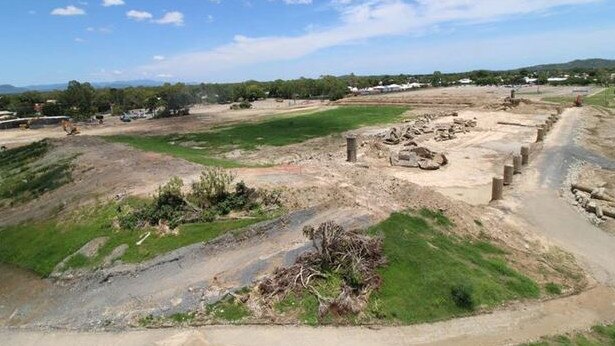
xmin=0 ymin=201 xmax=273 ymax=277
xmin=276 ymin=210 xmax=540 ymax=325
xmin=107 ymin=106 xmax=408 ymax=167
xmin=522 ymin=323 xmax=615 ymax=346
xmin=145 ymin=210 xmax=545 ymax=326
xmin=0 ymin=140 xmax=75 ymax=208
xmin=542 ymin=87 xmax=615 ymax=109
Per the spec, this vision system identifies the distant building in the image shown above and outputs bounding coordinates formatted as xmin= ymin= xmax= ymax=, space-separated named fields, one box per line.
xmin=458 ymin=78 xmax=473 ymax=85
xmin=547 ymin=77 xmax=568 ymax=82
xmin=524 ymin=77 xmax=538 ymax=84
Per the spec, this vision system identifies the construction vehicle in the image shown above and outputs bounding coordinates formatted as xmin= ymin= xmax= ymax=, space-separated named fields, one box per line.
xmin=574 ymin=95 xmax=583 ymax=107
xmin=62 ymin=120 xmax=80 ymax=135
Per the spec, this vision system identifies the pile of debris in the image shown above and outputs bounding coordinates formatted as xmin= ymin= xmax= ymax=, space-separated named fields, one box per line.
xmin=253 ymin=221 xmax=385 ymax=319
xmin=390 ymin=146 xmax=448 ymax=170
xmin=434 ymin=118 xmax=477 ymax=142
xmin=381 ymin=112 xmax=476 ymax=145
xmin=571 ymin=184 xmax=615 ymax=221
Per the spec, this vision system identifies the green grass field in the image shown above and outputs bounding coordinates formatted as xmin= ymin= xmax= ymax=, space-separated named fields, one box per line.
xmin=107 ymin=106 xmax=408 ymax=167
xmin=523 ymin=323 xmax=615 ymax=346
xmin=0 ymin=140 xmax=75 ymax=207
xmin=542 ymin=87 xmax=615 ymax=109
xmin=0 ymin=202 xmax=273 ymax=277
xmin=269 ymin=210 xmax=540 ymax=325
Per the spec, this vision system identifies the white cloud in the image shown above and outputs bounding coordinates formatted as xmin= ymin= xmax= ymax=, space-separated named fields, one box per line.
xmin=154 ymin=11 xmax=184 ymax=26
xmin=102 ymin=0 xmax=125 ymax=7
xmin=51 ymin=6 xmax=86 ymax=16
xmin=141 ymin=0 xmax=599 ymax=78
xmin=126 ymin=10 xmax=153 ymax=21
xmin=74 ymin=37 xmax=86 ymax=43
xmin=153 ymin=55 xmax=166 ymax=61
xmin=283 ymin=0 xmax=313 ymax=4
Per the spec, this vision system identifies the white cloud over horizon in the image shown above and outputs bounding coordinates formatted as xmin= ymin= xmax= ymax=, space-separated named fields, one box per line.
xmin=140 ymin=0 xmax=599 ymax=79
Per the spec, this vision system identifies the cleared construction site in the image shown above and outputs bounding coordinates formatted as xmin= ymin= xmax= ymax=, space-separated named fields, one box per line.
xmin=1 ymin=85 xmax=615 ymax=346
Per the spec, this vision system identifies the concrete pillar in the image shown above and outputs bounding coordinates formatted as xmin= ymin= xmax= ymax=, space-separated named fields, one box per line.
xmin=537 ymin=128 xmax=545 ymax=142
xmin=521 ymin=146 xmax=530 ymax=165
xmin=513 ymin=155 xmax=522 ymax=174
xmin=503 ymin=165 xmax=514 ymax=185
xmin=346 ymin=135 xmax=357 ymax=162
xmin=491 ymin=177 xmax=504 ymax=201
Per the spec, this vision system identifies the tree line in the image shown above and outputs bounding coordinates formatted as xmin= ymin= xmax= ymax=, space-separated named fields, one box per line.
xmin=1 ymin=68 xmax=612 ymax=119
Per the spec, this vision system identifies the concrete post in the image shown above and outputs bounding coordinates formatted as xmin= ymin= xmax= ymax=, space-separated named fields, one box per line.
xmin=521 ymin=146 xmax=530 ymax=165
xmin=537 ymin=128 xmax=545 ymax=142
xmin=511 ymin=89 xmax=516 ymax=99
xmin=513 ymin=155 xmax=522 ymax=174
xmin=346 ymin=135 xmax=357 ymax=162
xmin=503 ymin=165 xmax=514 ymax=185
xmin=491 ymin=177 xmax=504 ymax=201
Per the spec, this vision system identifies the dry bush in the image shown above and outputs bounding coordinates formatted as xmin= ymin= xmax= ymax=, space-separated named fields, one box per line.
xmin=257 ymin=221 xmax=386 ymax=318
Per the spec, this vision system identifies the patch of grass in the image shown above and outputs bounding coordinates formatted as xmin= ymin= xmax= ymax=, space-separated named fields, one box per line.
xmin=107 ymin=106 xmax=408 ymax=166
xmin=366 ymin=212 xmax=540 ymax=324
xmin=0 ymin=140 xmax=75 ymax=205
xmin=523 ymin=322 xmax=615 ymax=345
xmin=64 ymin=253 xmax=89 ymax=269
xmin=0 ymin=201 xmax=274 ymax=277
xmin=419 ymin=208 xmax=454 ymax=227
xmin=545 ymin=282 xmax=562 ymax=295
xmin=206 ymin=296 xmax=251 ymax=322
xmin=542 ymin=87 xmax=615 ymax=109
xmin=169 ymin=312 xmax=195 ymax=324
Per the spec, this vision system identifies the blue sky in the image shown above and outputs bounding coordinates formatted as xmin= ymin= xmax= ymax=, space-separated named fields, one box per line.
xmin=0 ymin=0 xmax=614 ymax=86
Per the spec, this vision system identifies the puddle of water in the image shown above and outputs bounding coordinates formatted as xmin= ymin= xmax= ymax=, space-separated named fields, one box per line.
xmin=0 ymin=264 xmax=55 ymax=326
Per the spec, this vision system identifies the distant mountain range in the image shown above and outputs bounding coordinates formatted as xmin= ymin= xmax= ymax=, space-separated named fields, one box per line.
xmin=1 ymin=58 xmax=614 ymax=95
xmin=0 ymin=80 xmax=164 ymax=94
xmin=520 ymin=58 xmax=615 ymax=72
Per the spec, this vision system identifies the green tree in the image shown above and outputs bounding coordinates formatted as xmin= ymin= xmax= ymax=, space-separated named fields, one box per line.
xmin=61 ymin=80 xmax=96 ymax=120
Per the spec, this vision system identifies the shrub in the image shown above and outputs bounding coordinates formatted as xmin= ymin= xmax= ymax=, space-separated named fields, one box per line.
xmin=451 ymin=283 xmax=475 ymax=310
xmin=545 ymin=282 xmax=562 ymax=295
xmin=190 ymin=168 xmax=235 ymax=208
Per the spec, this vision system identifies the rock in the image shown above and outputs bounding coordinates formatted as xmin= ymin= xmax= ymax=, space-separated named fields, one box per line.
xmin=596 ymin=206 xmax=604 ymax=219
xmin=434 ymin=153 xmax=448 ymax=166
xmin=410 ymin=147 xmax=434 ymax=159
xmin=418 ymin=160 xmax=441 ymax=170
xmin=102 ymin=244 xmax=129 ymax=267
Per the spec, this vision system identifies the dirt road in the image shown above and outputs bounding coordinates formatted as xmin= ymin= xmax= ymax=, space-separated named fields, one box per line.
xmin=3 ymin=285 xmax=615 ymax=346
xmin=512 ymin=107 xmax=615 ymax=285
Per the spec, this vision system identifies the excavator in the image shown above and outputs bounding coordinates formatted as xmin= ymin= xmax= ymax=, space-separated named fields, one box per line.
xmin=62 ymin=119 xmax=80 ymax=135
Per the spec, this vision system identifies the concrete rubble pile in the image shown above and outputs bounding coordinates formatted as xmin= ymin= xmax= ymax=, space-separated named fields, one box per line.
xmin=434 ymin=118 xmax=477 ymax=142
xmin=381 ymin=111 xmax=476 ymax=145
xmin=571 ymin=184 xmax=615 ymax=221
xmin=390 ymin=146 xmax=448 ymax=170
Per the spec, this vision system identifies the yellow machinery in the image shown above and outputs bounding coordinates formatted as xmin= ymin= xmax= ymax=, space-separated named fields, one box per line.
xmin=62 ymin=120 xmax=80 ymax=135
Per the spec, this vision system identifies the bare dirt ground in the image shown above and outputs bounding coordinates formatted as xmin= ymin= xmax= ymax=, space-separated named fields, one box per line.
xmin=2 ymin=87 xmax=615 ymax=345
